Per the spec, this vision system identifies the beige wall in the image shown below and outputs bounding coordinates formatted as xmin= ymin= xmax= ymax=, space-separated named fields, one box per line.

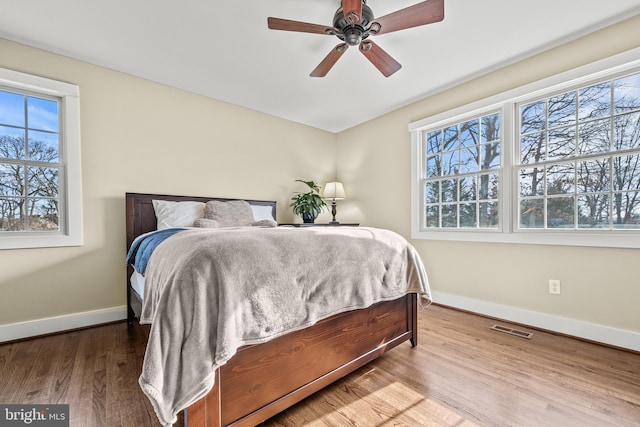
xmin=336 ymin=15 xmax=640 ymax=333
xmin=0 ymin=39 xmax=336 ymax=325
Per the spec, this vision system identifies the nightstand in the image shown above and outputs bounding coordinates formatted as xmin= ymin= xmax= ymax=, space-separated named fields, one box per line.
xmin=279 ymin=223 xmax=359 ymax=227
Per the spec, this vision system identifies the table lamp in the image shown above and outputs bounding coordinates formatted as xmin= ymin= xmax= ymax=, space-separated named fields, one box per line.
xmin=322 ymin=182 xmax=346 ymax=224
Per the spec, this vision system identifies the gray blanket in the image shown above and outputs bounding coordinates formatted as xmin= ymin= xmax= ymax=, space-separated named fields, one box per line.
xmin=139 ymin=226 xmax=430 ymax=426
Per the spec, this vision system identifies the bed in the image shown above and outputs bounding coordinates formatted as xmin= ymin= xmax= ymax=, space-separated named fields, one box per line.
xmin=125 ymin=192 xmax=430 ymax=427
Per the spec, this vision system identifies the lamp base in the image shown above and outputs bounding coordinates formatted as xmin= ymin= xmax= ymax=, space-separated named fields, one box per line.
xmin=330 ymin=200 xmax=339 ymax=224
xmin=328 ymin=220 xmax=340 ymax=225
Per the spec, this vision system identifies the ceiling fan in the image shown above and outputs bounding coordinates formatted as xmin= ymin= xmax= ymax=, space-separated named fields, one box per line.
xmin=267 ymin=0 xmax=444 ymax=78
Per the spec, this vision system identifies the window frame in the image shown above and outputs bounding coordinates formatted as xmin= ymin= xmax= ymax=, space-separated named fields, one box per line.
xmin=410 ymin=48 xmax=640 ymax=249
xmin=0 ymin=68 xmax=82 ymax=249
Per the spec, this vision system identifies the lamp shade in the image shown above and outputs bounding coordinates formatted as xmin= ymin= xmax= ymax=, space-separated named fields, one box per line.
xmin=322 ymin=182 xmax=346 ymax=200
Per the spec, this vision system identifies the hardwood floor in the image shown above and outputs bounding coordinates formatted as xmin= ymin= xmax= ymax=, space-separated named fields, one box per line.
xmin=1 ymin=304 xmax=638 ymax=426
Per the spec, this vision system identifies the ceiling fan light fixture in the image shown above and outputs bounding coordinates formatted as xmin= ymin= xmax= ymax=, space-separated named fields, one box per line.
xmin=344 ymin=28 xmax=363 ymax=46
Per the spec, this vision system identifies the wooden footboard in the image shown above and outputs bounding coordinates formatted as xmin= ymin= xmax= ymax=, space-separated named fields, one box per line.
xmin=185 ymin=293 xmax=418 ymax=427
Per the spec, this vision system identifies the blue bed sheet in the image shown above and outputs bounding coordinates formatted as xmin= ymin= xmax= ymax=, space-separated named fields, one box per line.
xmin=126 ymin=228 xmax=185 ymax=275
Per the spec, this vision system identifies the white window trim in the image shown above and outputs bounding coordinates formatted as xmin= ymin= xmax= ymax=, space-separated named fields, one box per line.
xmin=409 ymin=47 xmax=640 ymax=249
xmin=0 ymin=68 xmax=82 ymax=249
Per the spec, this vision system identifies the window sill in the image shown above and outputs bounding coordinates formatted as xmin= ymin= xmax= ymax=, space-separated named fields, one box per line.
xmin=410 ymin=228 xmax=639 ymax=249
xmin=0 ymin=232 xmax=83 ymax=250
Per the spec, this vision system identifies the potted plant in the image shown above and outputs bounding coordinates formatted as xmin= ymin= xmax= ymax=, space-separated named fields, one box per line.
xmin=290 ymin=179 xmax=327 ymax=223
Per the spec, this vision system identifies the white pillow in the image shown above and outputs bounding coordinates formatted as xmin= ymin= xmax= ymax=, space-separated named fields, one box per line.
xmin=152 ymin=200 xmax=205 ymax=229
xmin=251 ymin=204 xmax=275 ymax=221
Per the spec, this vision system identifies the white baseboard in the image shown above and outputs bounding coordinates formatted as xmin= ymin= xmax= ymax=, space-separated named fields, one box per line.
xmin=431 ymin=291 xmax=640 ymax=352
xmin=0 ymin=305 xmax=128 ymax=343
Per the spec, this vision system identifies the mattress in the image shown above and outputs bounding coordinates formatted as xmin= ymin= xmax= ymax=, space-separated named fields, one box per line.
xmin=130 ymin=269 xmax=145 ymax=302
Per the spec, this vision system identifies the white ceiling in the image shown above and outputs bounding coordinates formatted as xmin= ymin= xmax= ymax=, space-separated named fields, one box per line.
xmin=1 ymin=0 xmax=639 ymax=133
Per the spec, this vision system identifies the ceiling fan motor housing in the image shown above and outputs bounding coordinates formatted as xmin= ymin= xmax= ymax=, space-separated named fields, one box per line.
xmin=333 ymin=3 xmax=375 ymax=46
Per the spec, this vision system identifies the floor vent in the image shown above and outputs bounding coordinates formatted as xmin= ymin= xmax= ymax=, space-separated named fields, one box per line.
xmin=490 ymin=325 xmax=533 ymax=339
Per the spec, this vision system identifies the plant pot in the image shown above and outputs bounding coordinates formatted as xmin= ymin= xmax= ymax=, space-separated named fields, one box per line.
xmin=302 ymin=212 xmax=317 ymax=224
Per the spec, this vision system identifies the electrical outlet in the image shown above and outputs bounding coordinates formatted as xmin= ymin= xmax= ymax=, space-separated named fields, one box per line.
xmin=549 ymin=279 xmax=561 ymax=295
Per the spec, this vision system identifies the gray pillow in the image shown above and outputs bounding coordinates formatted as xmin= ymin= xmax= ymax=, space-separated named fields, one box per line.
xmin=203 ymin=200 xmax=255 ymax=227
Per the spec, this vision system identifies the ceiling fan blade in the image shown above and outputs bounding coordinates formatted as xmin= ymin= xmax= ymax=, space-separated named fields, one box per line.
xmin=373 ymin=0 xmax=444 ymax=35
xmin=310 ymin=44 xmax=348 ymax=77
xmin=342 ymin=0 xmax=363 ymax=24
xmin=268 ymin=17 xmax=335 ymax=35
xmin=359 ymin=40 xmax=402 ymax=77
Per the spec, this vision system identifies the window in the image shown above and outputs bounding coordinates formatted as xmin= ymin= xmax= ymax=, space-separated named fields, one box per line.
xmin=0 ymin=68 xmax=82 ymax=249
xmin=517 ymin=74 xmax=640 ymax=230
xmin=410 ymin=49 xmax=640 ymax=248
xmin=424 ymin=112 xmax=501 ymax=229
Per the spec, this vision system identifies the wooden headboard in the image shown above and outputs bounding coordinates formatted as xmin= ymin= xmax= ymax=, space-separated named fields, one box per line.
xmin=125 ymin=192 xmax=277 ymax=250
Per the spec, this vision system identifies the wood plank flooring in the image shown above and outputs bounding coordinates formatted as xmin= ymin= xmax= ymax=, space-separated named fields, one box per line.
xmin=0 ymin=304 xmax=638 ymax=426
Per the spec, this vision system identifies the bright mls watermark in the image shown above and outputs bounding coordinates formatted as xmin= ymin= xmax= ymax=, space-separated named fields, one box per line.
xmin=0 ymin=405 xmax=68 ymax=426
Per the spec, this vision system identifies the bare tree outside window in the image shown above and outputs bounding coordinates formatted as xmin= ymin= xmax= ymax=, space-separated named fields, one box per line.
xmin=518 ymin=71 xmax=640 ymax=230
xmin=423 ymin=112 xmax=501 ymax=229
xmin=0 ymin=90 xmax=60 ymax=232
